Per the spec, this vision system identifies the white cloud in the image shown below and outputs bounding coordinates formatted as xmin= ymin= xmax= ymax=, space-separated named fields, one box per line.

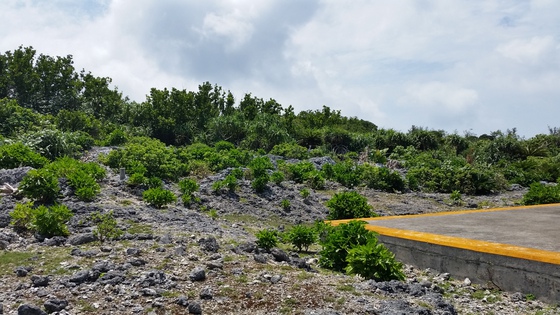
xmin=401 ymin=82 xmax=479 ymax=113
xmin=496 ymin=36 xmax=558 ymax=65
xmin=1 ymin=0 xmax=560 ymax=137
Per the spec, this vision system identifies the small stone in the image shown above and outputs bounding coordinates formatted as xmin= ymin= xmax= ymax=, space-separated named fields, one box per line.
xmin=270 ymin=275 xmax=282 ymax=284
xmin=43 ymin=299 xmax=68 ymax=313
xmin=159 ymin=234 xmax=173 ymax=244
xmin=253 ymin=254 xmax=267 ymax=263
xmin=189 ymin=267 xmax=206 ymax=282
xmin=129 ymin=259 xmax=147 ymax=266
xmin=15 ymin=266 xmax=30 ymax=277
xmin=31 ymin=275 xmax=49 ymax=287
xmin=44 ymin=236 xmax=67 ymax=246
xmin=270 ymin=248 xmax=290 ymax=262
xmin=174 ymin=246 xmax=186 ymax=256
xmin=200 ymin=287 xmax=213 ymax=300
xmin=126 ymin=248 xmax=141 ymax=256
xmin=175 ymin=296 xmax=189 ymax=307
xmin=141 ymin=288 xmax=159 ymax=296
xmin=188 ymin=302 xmax=202 ymax=314
xmin=511 ymin=292 xmax=525 ymax=302
xmin=135 ymin=233 xmax=154 ymax=240
xmin=463 ymin=278 xmax=472 ymax=286
xmin=35 ymin=289 xmax=48 ymax=297
xmin=439 ymin=273 xmax=450 ymax=281
xmin=198 ymin=237 xmax=219 ymax=252
xmin=100 ymin=246 xmax=113 ymax=253
xmin=206 ymin=261 xmax=223 ymax=270
xmin=69 ymin=233 xmax=97 ymax=245
xmin=17 ymin=304 xmax=47 ymax=315
xmin=419 ymin=280 xmax=432 ymax=288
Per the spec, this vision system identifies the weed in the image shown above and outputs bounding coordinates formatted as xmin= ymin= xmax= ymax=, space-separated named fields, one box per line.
xmin=124 ymin=220 xmax=154 ymax=235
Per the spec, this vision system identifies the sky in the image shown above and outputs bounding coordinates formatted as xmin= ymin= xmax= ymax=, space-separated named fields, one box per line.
xmin=1 ymin=0 xmax=559 ymax=138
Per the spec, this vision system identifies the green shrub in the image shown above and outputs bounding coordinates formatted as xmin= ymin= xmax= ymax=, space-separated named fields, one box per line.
xmin=142 ymin=187 xmax=177 ymax=208
xmin=89 ymin=211 xmax=123 ymax=242
xmin=55 ymin=110 xmax=102 ymax=137
xmin=251 ymin=175 xmax=269 ymax=193
xmin=0 ymin=142 xmax=49 ymax=169
xmin=212 ymin=180 xmax=225 ymax=193
xmin=255 ymin=229 xmax=279 ymax=250
xmin=307 ymin=170 xmax=325 ymax=190
xmin=269 ymin=142 xmax=309 ymax=159
xmin=450 ymin=190 xmax=462 ymax=204
xmin=360 ymin=164 xmax=405 ymax=192
xmin=19 ymin=168 xmax=60 ymax=203
xmin=300 ymin=188 xmax=311 ymax=199
xmin=230 ymin=168 xmax=244 ymax=179
xmin=103 ymin=137 xmax=186 ymax=180
xmin=214 ymin=140 xmax=235 ymax=151
xmin=32 ymin=204 xmax=73 ymax=237
xmin=271 ymin=171 xmax=285 ymax=185
xmin=9 ymin=202 xmax=35 ymax=232
xmin=223 ymin=174 xmax=238 ymax=192
xmin=67 ymin=131 xmax=95 ymax=151
xmin=67 ymin=169 xmax=100 ymax=201
xmin=47 ymin=157 xmax=105 ymax=201
xmin=326 ymin=191 xmax=376 ymax=220
xmin=179 ymin=178 xmax=199 ymax=195
xmin=280 ymin=199 xmax=291 ymax=210
xmin=328 ymin=161 xmax=362 ymax=188
xmin=127 ymin=173 xmax=146 ymax=187
xmin=522 ymin=183 xmax=560 ymax=205
xmin=75 ymin=186 xmax=99 ymax=202
xmin=0 ymin=98 xmax=41 ymax=137
xmin=248 ymin=156 xmax=274 ymax=178
xmin=212 ymin=174 xmax=238 ymax=194
xmin=146 ymin=177 xmax=163 ymax=189
xmin=318 ymin=220 xmax=376 ymax=272
xmin=104 ymin=128 xmax=128 ymax=146
xmin=19 ymin=129 xmax=82 ymax=160
xmin=345 ymin=239 xmax=405 ymax=281
xmin=287 ymin=225 xmax=317 ymax=252
xmin=287 ymin=161 xmax=316 ymax=184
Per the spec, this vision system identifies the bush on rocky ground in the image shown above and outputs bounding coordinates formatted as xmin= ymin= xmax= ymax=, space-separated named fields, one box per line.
xmin=326 ymin=191 xmax=376 ymax=220
xmin=142 ymin=187 xmax=177 ymax=208
xmin=10 ymin=202 xmax=73 ymax=237
xmin=0 ymin=142 xmax=49 ymax=169
xmin=19 ymin=168 xmax=60 ymax=203
xmin=522 ymin=182 xmax=560 ymax=205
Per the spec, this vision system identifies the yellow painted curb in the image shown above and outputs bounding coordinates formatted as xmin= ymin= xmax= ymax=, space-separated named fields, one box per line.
xmin=364 ymin=225 xmax=560 ymax=265
xmin=327 ymin=204 xmax=560 ymax=265
xmin=330 ymin=203 xmax=560 ymax=224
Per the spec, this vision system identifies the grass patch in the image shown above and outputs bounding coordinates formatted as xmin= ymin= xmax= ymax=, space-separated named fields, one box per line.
xmin=0 ymin=248 xmax=73 ymax=276
xmin=297 ymin=271 xmax=314 ymax=280
xmin=124 ymin=219 xmax=154 ymax=234
xmin=76 ymin=300 xmax=96 ymax=312
xmin=0 ymin=251 xmax=35 ymax=276
xmin=222 ymin=214 xmax=290 ymax=227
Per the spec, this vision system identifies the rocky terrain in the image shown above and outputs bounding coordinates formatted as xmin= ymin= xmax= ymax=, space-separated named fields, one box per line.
xmin=0 ymin=151 xmax=558 ymax=315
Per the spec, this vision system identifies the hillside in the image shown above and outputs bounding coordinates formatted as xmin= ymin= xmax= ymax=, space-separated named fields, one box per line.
xmin=0 ymin=148 xmax=558 ymax=314
xmin=1 ymin=46 xmax=560 ymax=314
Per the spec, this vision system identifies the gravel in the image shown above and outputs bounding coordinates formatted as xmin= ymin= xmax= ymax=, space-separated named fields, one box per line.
xmin=0 ymin=159 xmax=556 ymax=314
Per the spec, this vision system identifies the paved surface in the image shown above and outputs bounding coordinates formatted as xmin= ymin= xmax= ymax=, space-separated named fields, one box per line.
xmin=366 ymin=204 xmax=560 ymax=253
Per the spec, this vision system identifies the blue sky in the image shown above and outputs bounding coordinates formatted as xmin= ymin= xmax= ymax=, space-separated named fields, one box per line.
xmin=1 ymin=0 xmax=559 ymax=137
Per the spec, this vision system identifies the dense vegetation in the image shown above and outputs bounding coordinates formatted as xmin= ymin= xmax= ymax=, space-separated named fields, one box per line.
xmin=2 ymin=46 xmax=560 ymax=279
xmin=2 ymin=46 xmax=560 ymax=199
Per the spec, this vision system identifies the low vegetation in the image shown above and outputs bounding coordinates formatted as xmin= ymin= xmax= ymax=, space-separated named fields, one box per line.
xmin=1 ymin=45 xmax=560 ymax=313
